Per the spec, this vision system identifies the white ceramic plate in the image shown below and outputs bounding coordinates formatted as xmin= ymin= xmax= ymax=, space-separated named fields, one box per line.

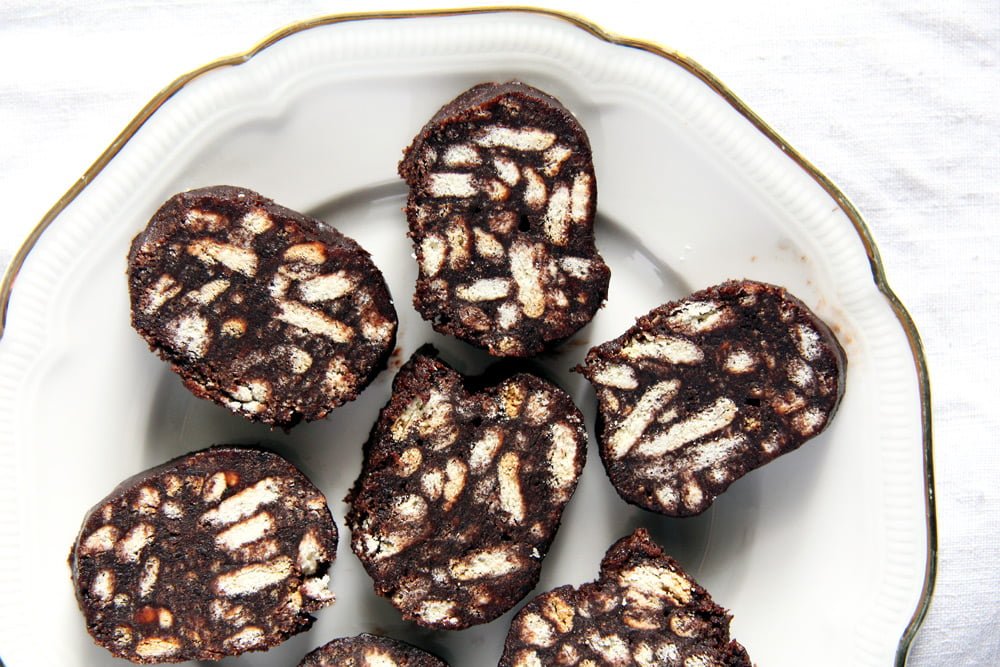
xmin=0 ymin=9 xmax=932 ymax=667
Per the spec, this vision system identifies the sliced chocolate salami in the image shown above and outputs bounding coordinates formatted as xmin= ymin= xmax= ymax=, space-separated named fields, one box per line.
xmin=577 ymin=279 xmax=846 ymax=517
xmin=69 ymin=447 xmax=338 ymax=663
xmin=298 ymin=634 xmax=448 ymax=667
xmin=499 ymin=528 xmax=751 ymax=667
xmin=128 ymin=186 xmax=397 ymax=428
xmin=399 ymin=81 xmax=610 ymax=357
xmin=346 ymin=347 xmax=587 ymax=629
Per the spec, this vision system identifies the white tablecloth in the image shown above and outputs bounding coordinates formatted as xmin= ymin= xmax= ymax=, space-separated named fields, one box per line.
xmin=2 ymin=1 xmax=996 ymax=664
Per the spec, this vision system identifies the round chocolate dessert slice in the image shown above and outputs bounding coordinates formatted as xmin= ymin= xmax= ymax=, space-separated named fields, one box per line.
xmin=128 ymin=186 xmax=397 ymax=428
xmin=346 ymin=346 xmax=587 ymax=629
xmin=399 ymin=81 xmax=610 ymax=357
xmin=69 ymin=447 xmax=337 ymax=663
xmin=499 ymin=528 xmax=751 ymax=667
xmin=577 ymin=279 xmax=846 ymax=517
xmin=298 ymin=634 xmax=448 ymax=667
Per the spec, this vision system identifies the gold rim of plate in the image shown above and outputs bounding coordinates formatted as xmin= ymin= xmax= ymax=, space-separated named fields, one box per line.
xmin=0 ymin=7 xmax=936 ymax=664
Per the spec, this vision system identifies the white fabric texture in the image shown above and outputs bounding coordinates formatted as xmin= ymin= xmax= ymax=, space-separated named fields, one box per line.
xmin=1 ymin=1 xmax=996 ymax=664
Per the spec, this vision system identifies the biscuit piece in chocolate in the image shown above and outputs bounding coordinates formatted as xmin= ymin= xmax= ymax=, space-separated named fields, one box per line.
xmin=298 ymin=634 xmax=448 ymax=667
xmin=346 ymin=347 xmax=587 ymax=629
xmin=69 ymin=447 xmax=338 ymax=663
xmin=128 ymin=186 xmax=397 ymax=428
xmin=577 ymin=279 xmax=846 ymax=516
xmin=399 ymin=81 xmax=610 ymax=357
xmin=499 ymin=528 xmax=751 ymax=667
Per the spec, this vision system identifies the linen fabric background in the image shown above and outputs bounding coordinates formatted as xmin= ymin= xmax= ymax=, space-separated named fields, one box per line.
xmin=1 ymin=1 xmax=997 ymax=664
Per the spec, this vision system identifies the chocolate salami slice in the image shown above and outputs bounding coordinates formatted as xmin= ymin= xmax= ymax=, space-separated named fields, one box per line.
xmin=346 ymin=347 xmax=587 ymax=629
xmin=578 ymin=279 xmax=846 ymax=517
xmin=298 ymin=634 xmax=448 ymax=667
xmin=399 ymin=81 xmax=610 ymax=357
xmin=499 ymin=528 xmax=751 ymax=667
xmin=69 ymin=447 xmax=338 ymax=663
xmin=128 ymin=186 xmax=397 ymax=428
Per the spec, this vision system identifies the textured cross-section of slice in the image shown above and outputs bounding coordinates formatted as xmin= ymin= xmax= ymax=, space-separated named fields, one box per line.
xmin=577 ymin=280 xmax=846 ymax=516
xmin=399 ymin=81 xmax=610 ymax=357
xmin=128 ymin=186 xmax=397 ymax=428
xmin=499 ymin=529 xmax=751 ymax=667
xmin=69 ymin=447 xmax=338 ymax=663
xmin=298 ymin=634 xmax=448 ymax=667
xmin=346 ymin=347 xmax=587 ymax=629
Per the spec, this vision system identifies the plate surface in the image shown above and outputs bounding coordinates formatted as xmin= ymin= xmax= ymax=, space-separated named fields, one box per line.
xmin=0 ymin=10 xmax=930 ymax=667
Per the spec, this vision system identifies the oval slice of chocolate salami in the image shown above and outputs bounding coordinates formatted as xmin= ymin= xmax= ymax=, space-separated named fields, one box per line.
xmin=69 ymin=447 xmax=338 ymax=663
xmin=346 ymin=346 xmax=587 ymax=629
xmin=577 ymin=280 xmax=846 ymax=517
xmin=128 ymin=186 xmax=397 ymax=428
xmin=499 ymin=528 xmax=751 ymax=667
xmin=399 ymin=82 xmax=610 ymax=357
xmin=298 ymin=634 xmax=448 ymax=667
